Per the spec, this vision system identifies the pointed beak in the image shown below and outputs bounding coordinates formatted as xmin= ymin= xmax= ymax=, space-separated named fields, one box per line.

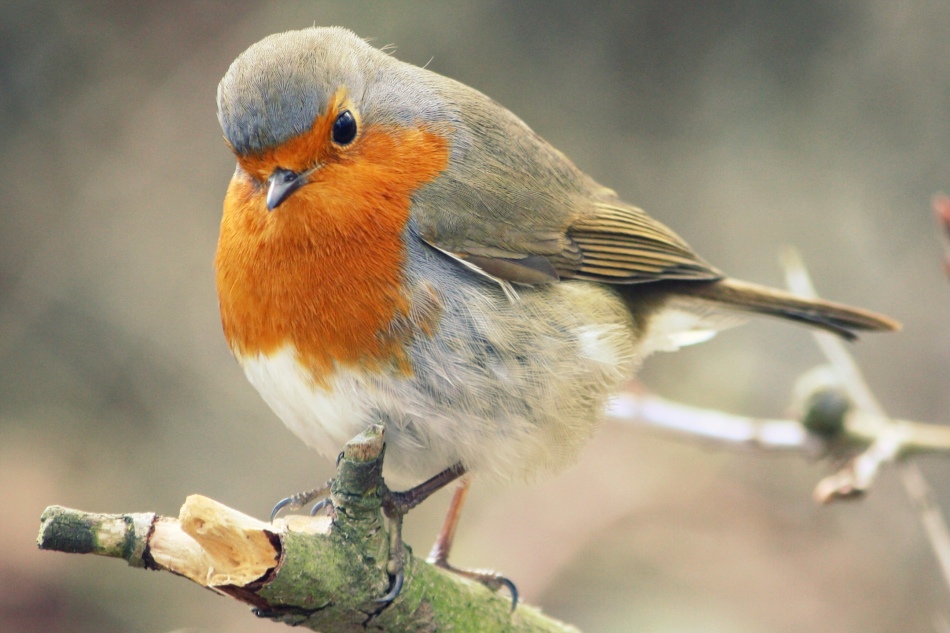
xmin=266 ymin=167 xmax=307 ymax=211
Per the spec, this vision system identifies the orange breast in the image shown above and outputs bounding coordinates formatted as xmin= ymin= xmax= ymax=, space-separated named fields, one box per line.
xmin=215 ymin=123 xmax=450 ymax=384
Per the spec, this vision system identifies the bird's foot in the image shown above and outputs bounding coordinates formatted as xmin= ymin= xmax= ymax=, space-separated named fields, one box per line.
xmin=373 ymin=463 xmax=468 ymax=605
xmin=427 ymin=555 xmax=519 ymax=611
xmin=424 ymin=477 xmax=518 ymax=610
xmin=270 ymin=481 xmax=333 ymax=522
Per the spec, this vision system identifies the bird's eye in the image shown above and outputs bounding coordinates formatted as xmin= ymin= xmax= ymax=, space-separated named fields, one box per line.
xmin=332 ymin=110 xmax=357 ymax=145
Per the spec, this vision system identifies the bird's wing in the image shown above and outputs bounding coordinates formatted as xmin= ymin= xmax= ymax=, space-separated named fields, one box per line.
xmin=562 ymin=201 xmax=722 ymax=284
xmin=415 ymin=186 xmax=723 ymax=287
xmin=411 ymin=79 xmax=722 ymax=286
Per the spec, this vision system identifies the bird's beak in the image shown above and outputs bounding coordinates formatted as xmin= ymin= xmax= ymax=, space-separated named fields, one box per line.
xmin=266 ymin=167 xmax=307 ymax=211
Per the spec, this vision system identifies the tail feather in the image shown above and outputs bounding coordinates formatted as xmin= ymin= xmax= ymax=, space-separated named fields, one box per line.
xmin=678 ymin=278 xmax=900 ymax=341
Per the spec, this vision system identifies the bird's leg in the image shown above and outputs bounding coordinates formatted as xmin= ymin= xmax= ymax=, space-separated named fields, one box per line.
xmin=426 ymin=478 xmax=519 ymax=610
xmin=270 ymin=481 xmax=333 ymax=522
xmin=426 ymin=477 xmax=470 ymax=563
xmin=375 ymin=462 xmax=467 ymax=604
xmin=383 ymin=462 xmax=467 ymax=515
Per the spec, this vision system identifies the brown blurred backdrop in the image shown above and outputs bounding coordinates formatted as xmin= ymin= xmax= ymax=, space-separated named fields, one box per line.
xmin=3 ymin=2 xmax=949 ymax=632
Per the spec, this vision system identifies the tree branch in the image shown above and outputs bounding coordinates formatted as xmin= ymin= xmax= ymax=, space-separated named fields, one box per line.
xmin=37 ymin=425 xmax=578 ymax=633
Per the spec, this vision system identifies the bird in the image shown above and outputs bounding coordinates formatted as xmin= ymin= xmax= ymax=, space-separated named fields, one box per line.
xmin=214 ymin=26 xmax=898 ymax=605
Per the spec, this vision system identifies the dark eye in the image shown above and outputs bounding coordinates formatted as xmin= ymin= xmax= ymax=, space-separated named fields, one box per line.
xmin=332 ymin=110 xmax=357 ymax=145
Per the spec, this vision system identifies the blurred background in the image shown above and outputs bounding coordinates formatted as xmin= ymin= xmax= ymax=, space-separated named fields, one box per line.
xmin=2 ymin=1 xmax=949 ymax=631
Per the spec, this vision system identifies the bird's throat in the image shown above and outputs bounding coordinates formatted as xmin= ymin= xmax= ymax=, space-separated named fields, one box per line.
xmin=215 ymin=125 xmax=450 ymax=384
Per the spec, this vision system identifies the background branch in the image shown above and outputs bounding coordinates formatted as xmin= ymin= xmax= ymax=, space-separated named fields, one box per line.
xmin=783 ymin=249 xmax=950 ymax=606
xmin=607 ymin=249 xmax=950 ymax=618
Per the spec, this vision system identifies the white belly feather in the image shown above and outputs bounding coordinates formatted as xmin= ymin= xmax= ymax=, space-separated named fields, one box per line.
xmin=240 ymin=347 xmax=368 ymax=460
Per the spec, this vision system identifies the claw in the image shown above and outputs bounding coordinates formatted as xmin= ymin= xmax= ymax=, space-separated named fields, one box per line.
xmin=270 ymin=482 xmax=332 ymax=522
xmin=431 ymin=558 xmax=519 ymax=611
xmin=309 ymin=497 xmax=331 ymax=517
xmin=270 ymin=496 xmax=296 ymax=523
xmin=469 ymin=571 xmax=519 ymax=611
xmin=499 ymin=576 xmax=519 ymax=612
xmin=375 ymin=569 xmax=404 ymax=605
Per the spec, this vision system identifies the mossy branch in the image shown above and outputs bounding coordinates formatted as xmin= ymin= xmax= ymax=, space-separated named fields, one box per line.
xmin=37 ymin=425 xmax=578 ymax=633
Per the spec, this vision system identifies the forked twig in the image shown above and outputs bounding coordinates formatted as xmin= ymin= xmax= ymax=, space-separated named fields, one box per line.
xmin=782 ymin=247 xmax=950 ymax=601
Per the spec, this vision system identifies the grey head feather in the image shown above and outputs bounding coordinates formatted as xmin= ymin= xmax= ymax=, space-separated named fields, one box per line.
xmin=217 ymin=27 xmax=448 ymax=156
xmin=217 ymin=27 xmax=369 ymax=156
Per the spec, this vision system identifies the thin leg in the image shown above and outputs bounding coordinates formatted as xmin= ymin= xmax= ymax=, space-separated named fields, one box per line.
xmin=382 ymin=462 xmax=467 ymax=517
xmin=426 ymin=478 xmax=519 ymax=610
xmin=427 ymin=478 xmax=471 ymax=564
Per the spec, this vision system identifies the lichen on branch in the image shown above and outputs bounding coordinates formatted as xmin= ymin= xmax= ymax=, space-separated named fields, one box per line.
xmin=37 ymin=425 xmax=578 ymax=633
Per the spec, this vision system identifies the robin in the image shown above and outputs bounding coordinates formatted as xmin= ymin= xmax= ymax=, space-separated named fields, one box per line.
xmin=214 ymin=26 xmax=898 ymax=605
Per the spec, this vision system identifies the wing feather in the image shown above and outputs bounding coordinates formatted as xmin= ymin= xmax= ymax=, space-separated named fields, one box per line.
xmin=565 ymin=203 xmax=722 ymax=284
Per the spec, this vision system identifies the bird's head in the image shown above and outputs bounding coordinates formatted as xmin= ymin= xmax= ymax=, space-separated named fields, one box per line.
xmin=217 ymin=26 xmax=451 ymax=214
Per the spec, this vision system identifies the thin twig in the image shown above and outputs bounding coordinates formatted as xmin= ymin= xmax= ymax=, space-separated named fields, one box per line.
xmin=782 ymin=247 xmax=950 ymax=605
xmin=609 ymin=381 xmax=950 ymax=457
xmin=607 ymin=388 xmax=814 ymax=451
